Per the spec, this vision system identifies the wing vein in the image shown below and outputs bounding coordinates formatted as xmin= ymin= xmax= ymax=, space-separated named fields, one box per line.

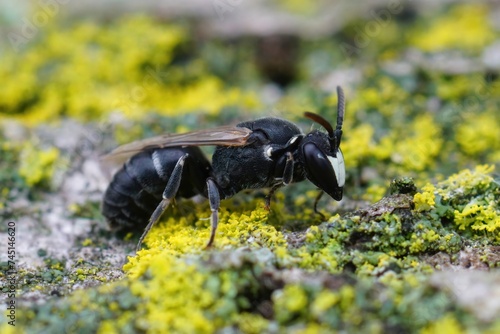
xmin=101 ymin=125 xmax=252 ymax=167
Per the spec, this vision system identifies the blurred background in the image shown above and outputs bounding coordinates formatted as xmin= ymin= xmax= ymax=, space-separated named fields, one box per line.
xmin=0 ymin=0 xmax=499 ymax=217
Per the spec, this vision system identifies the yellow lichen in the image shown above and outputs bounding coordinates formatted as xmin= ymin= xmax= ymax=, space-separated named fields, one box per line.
xmin=277 ymin=0 xmax=319 ymax=15
xmin=409 ymin=4 xmax=495 ymax=52
xmin=413 ymin=184 xmax=436 ymax=212
xmin=362 ymin=184 xmax=387 ymax=203
xmin=97 ymin=321 xmax=119 ymax=334
xmin=0 ymin=324 xmax=19 ymax=334
xmin=129 ymin=256 xmax=215 ymax=333
xmin=273 ymin=284 xmax=309 ymax=322
xmin=374 ymin=114 xmax=443 ymax=173
xmin=456 ymin=113 xmax=500 ymax=158
xmin=338 ymin=285 xmax=355 ymax=311
xmin=119 ymin=204 xmax=291 ymax=332
xmin=19 ymin=144 xmax=61 ymax=187
xmin=0 ymin=16 xmax=260 ymax=126
xmin=342 ymin=124 xmax=375 ymax=168
xmin=454 ymin=202 xmax=500 ymax=237
xmin=420 ymin=314 xmax=463 ymax=334
xmin=81 ymin=238 xmax=93 ymax=247
xmin=414 ymin=165 xmax=500 ymax=241
xmin=311 ymin=290 xmax=340 ymax=317
xmin=436 ymin=165 xmax=495 ymax=200
xmin=436 ymin=74 xmax=485 ymax=102
xmin=237 ymin=313 xmax=270 ymax=334
xmin=353 ymin=77 xmax=410 ymax=117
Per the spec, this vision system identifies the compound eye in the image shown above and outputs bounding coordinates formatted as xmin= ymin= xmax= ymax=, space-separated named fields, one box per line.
xmin=302 ymin=143 xmax=344 ymax=201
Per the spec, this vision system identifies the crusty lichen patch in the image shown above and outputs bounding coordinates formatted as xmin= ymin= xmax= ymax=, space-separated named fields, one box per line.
xmin=0 ymin=16 xmax=260 ymax=126
xmin=415 ymin=165 xmax=500 ymax=242
xmin=3 ymin=160 xmax=500 ymax=332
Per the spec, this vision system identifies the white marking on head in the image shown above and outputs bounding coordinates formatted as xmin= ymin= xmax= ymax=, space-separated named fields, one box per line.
xmin=152 ymin=151 xmax=167 ymax=180
xmin=327 ymin=150 xmax=345 ymax=187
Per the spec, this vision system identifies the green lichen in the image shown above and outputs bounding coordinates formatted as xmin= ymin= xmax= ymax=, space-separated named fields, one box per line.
xmin=8 ymin=167 xmax=495 ymax=333
xmin=415 ymin=165 xmax=500 ymax=242
xmin=7 ymin=245 xmax=498 ymax=333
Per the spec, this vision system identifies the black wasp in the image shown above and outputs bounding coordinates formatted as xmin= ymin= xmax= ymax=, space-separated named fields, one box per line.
xmin=102 ymin=86 xmax=346 ymax=251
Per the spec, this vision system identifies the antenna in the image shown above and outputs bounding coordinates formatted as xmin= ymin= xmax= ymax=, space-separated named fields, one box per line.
xmin=303 ymin=86 xmax=345 ymax=152
xmin=303 ymin=111 xmax=334 ymax=137
xmin=335 ymin=86 xmax=345 ymax=148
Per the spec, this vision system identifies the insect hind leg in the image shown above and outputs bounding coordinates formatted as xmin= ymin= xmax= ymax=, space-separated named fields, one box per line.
xmin=205 ymin=178 xmax=221 ymax=248
xmin=136 ymin=154 xmax=189 ymax=252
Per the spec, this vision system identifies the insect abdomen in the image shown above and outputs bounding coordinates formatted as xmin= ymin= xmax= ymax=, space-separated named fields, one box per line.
xmin=102 ymin=155 xmax=163 ymax=230
xmin=102 ymin=147 xmax=211 ymax=230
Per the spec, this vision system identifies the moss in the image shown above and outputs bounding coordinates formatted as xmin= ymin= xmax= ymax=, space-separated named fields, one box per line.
xmin=389 ymin=177 xmax=417 ymax=196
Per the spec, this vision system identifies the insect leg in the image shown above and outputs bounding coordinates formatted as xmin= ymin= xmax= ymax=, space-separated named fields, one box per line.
xmin=313 ymin=190 xmax=326 ymax=220
xmin=265 ymin=152 xmax=294 ymax=210
xmin=205 ymin=178 xmax=221 ymax=248
xmin=136 ymin=154 xmax=189 ymax=252
xmin=265 ymin=184 xmax=282 ymax=211
xmin=282 ymin=152 xmax=294 ymax=185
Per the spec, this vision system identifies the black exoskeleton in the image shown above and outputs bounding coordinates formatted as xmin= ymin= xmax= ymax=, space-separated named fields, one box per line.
xmin=102 ymin=86 xmax=347 ymax=251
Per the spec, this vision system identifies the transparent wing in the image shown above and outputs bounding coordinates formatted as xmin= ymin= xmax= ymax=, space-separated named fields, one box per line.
xmin=101 ymin=125 xmax=253 ymax=167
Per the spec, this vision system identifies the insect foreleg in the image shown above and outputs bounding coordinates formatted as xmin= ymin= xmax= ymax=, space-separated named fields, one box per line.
xmin=282 ymin=151 xmax=294 ymax=185
xmin=205 ymin=178 xmax=221 ymax=248
xmin=313 ymin=190 xmax=326 ymax=220
xmin=136 ymin=154 xmax=189 ymax=252
xmin=265 ymin=151 xmax=294 ymax=210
